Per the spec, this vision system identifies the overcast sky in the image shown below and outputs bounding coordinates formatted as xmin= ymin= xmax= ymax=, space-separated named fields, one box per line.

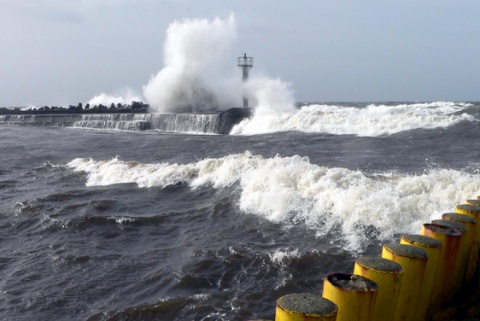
xmin=1 ymin=0 xmax=479 ymax=106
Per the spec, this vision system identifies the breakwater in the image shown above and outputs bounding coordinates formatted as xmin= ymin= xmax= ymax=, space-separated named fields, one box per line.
xmin=0 ymin=108 xmax=252 ymax=134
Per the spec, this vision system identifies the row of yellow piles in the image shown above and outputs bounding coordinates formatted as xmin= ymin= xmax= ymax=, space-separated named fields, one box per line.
xmin=270 ymin=198 xmax=480 ymax=321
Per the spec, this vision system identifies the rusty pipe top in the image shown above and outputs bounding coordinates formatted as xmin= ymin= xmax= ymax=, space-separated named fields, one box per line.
xmin=276 ymin=293 xmax=337 ymax=315
xmin=401 ymin=234 xmax=442 ymax=248
xmin=356 ymin=256 xmax=403 ymax=273
xmin=326 ymin=273 xmax=378 ymax=292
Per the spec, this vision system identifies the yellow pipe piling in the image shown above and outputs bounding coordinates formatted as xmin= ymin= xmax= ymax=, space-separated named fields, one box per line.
xmin=322 ymin=273 xmax=377 ymax=321
xmin=400 ymin=234 xmax=442 ymax=320
xmin=421 ymin=223 xmax=461 ymax=305
xmin=442 ymin=212 xmax=477 ymax=282
xmin=456 ymin=204 xmax=480 ymax=281
xmin=466 ymin=199 xmax=480 ymax=207
xmin=353 ymin=256 xmax=403 ymax=321
xmin=381 ymin=243 xmax=427 ymax=321
xmin=431 ymin=219 xmax=469 ymax=293
xmin=275 ymin=293 xmax=338 ymax=321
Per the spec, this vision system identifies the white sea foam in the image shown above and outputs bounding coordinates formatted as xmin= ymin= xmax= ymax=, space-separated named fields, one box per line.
xmin=231 ymin=101 xmax=476 ymax=136
xmin=143 ymin=14 xmax=241 ymax=113
xmin=88 ymin=88 xmax=142 ymax=106
xmin=269 ymin=249 xmax=301 ymax=265
xmin=68 ymin=152 xmax=480 ymax=250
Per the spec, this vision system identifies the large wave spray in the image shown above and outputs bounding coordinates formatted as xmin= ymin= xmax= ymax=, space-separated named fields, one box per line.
xmin=86 ymin=13 xmax=295 ymax=116
xmin=143 ymin=14 xmax=241 ymax=113
xmin=88 ymin=88 xmax=142 ymax=106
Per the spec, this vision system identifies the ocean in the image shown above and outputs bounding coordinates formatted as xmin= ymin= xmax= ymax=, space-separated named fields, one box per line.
xmin=1 ymin=101 xmax=480 ymax=321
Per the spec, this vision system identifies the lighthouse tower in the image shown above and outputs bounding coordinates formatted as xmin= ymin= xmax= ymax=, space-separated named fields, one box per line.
xmin=237 ymin=53 xmax=253 ymax=107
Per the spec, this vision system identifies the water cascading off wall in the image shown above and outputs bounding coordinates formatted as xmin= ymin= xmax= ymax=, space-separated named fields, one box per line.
xmin=0 ymin=108 xmax=252 ymax=134
xmin=71 ymin=109 xmax=252 ymax=134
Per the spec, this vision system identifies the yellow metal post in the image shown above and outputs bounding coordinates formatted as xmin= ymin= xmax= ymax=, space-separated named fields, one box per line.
xmin=442 ymin=212 xmax=476 ymax=282
xmin=400 ymin=234 xmax=442 ymax=321
xmin=421 ymin=223 xmax=461 ymax=305
xmin=466 ymin=199 xmax=480 ymax=207
xmin=456 ymin=204 xmax=480 ymax=282
xmin=275 ymin=293 xmax=338 ymax=321
xmin=381 ymin=244 xmax=427 ymax=321
xmin=322 ymin=273 xmax=377 ymax=321
xmin=440 ymin=213 xmax=475 ymax=282
xmin=353 ymin=256 xmax=403 ymax=321
xmin=431 ymin=219 xmax=469 ymax=293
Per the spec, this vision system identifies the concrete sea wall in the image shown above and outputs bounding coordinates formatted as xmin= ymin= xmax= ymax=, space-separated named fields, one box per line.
xmin=0 ymin=108 xmax=252 ymax=135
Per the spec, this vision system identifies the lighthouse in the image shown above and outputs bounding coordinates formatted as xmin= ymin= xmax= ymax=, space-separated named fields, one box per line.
xmin=237 ymin=53 xmax=253 ymax=108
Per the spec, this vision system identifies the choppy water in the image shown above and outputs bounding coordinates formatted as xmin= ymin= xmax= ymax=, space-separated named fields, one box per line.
xmin=1 ymin=101 xmax=480 ymax=320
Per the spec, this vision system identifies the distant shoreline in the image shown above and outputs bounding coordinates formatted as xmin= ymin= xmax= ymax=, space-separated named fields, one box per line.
xmin=0 ymin=101 xmax=149 ymax=115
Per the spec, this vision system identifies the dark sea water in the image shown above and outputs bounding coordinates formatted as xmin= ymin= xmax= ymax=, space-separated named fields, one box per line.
xmin=1 ymin=101 xmax=480 ymax=321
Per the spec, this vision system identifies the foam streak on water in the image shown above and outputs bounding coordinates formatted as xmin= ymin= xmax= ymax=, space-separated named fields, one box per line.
xmin=68 ymin=152 xmax=480 ymax=250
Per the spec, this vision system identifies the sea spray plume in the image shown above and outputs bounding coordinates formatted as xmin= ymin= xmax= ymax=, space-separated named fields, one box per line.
xmin=248 ymin=77 xmax=296 ymax=115
xmin=230 ymin=76 xmax=296 ymax=134
xmin=143 ymin=14 xmax=241 ymax=113
xmin=88 ymin=88 xmax=142 ymax=106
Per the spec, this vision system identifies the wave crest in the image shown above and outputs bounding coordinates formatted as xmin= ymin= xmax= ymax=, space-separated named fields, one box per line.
xmin=231 ymin=101 xmax=476 ymax=136
xmin=68 ymin=152 xmax=480 ymax=250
